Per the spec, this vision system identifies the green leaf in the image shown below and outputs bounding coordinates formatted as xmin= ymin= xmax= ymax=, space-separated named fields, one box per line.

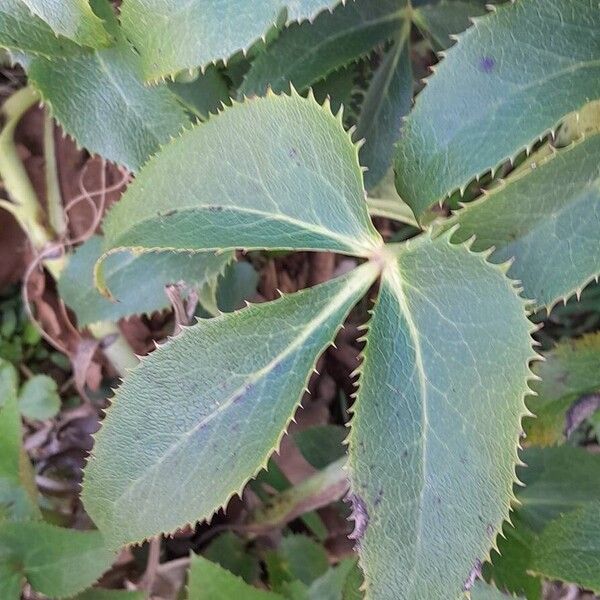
xmin=99 ymin=92 xmax=382 ymax=288
xmin=0 ymin=361 xmax=40 ymax=522
xmin=0 ymin=0 xmax=78 ymax=58
xmin=203 ymin=532 xmax=259 ymax=584
xmin=524 ymin=332 xmax=600 ymax=446
xmin=484 ymin=517 xmax=542 ymax=600
xmin=119 ymin=0 xmax=349 ymax=82
xmin=470 ymin=581 xmax=522 ymax=600
xmin=347 ymin=233 xmax=534 ymax=599
xmin=486 ymin=446 xmax=600 ymax=599
xmin=168 ymin=65 xmax=231 ymax=120
xmin=517 ymin=446 xmax=600 ymax=533
xmin=312 ymin=64 xmax=358 ymax=116
xmin=18 ymin=375 xmax=60 ymax=421
xmin=395 ymin=0 xmax=600 ymax=222
xmin=531 ymin=501 xmax=600 ymax=593
xmin=354 ymin=26 xmax=412 ymax=189
xmin=188 ymin=555 xmax=283 ymax=600
xmin=239 ymin=0 xmax=409 ymax=97
xmin=27 ymin=0 xmax=190 ymax=171
xmin=20 ymin=0 xmax=112 ymax=48
xmin=215 ymin=262 xmax=259 ymax=313
xmin=74 ymin=590 xmax=145 ymax=600
xmin=306 ymin=558 xmax=359 ymax=600
xmin=58 ymin=236 xmax=232 ymax=327
xmin=366 ymin=169 xmax=419 ymax=228
xmin=268 ymin=535 xmax=329 ymax=589
xmin=449 ymin=133 xmax=600 ymax=310
xmin=413 ymin=1 xmax=488 ymax=50
xmin=0 ymin=521 xmax=114 ymax=598
xmin=0 ymin=360 xmax=18 ymax=411
xmin=294 ymin=425 xmax=346 ymax=469
xmin=82 ymin=263 xmax=378 ymax=547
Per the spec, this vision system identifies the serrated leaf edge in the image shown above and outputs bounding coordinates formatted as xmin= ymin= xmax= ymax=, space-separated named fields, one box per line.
xmin=82 ymin=260 xmax=380 ymax=549
xmin=396 ymin=0 xmax=600 ymax=223
xmin=139 ymin=0 xmax=352 ymax=85
xmin=444 ymin=132 xmax=600 ymax=312
xmin=344 ymin=229 xmax=540 ymax=597
xmin=95 ymin=87 xmax=383 ymax=299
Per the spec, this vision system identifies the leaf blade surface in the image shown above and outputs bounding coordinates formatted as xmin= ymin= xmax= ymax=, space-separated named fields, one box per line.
xmin=450 ymin=133 xmax=600 ymax=309
xmin=395 ymin=0 xmax=600 ymax=221
xmin=82 ymin=263 xmax=378 ymax=547
xmin=100 ymin=92 xmax=382 ymax=281
xmin=120 ymin=0 xmax=348 ymax=81
xmin=348 ymin=234 xmax=533 ymax=599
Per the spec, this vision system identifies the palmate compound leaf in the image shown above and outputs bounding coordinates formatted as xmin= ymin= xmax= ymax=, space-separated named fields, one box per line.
xmin=98 ymin=91 xmax=382 ymax=294
xmin=449 ymin=132 xmax=600 ymax=310
xmin=27 ymin=0 xmax=190 ymax=171
xmin=58 ymin=236 xmax=233 ymax=327
xmin=119 ymin=0 xmax=350 ymax=82
xmin=348 ymin=232 xmax=534 ymax=599
xmin=395 ymin=0 xmax=600 ymax=223
xmin=238 ymin=0 xmax=410 ymax=98
xmin=82 ymin=262 xmax=379 ymax=548
xmin=21 ymin=0 xmax=112 ymax=48
xmin=0 ymin=520 xmax=114 ymax=599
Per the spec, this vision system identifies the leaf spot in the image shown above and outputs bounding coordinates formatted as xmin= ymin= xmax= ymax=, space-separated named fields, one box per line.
xmin=478 ymin=56 xmax=496 ymax=73
xmin=347 ymin=493 xmax=369 ymax=541
xmin=462 ymin=559 xmax=482 ymax=591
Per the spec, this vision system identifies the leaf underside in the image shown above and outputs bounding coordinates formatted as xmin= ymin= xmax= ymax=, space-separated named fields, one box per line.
xmin=27 ymin=0 xmax=190 ymax=171
xmin=58 ymin=236 xmax=233 ymax=326
xmin=82 ymin=263 xmax=378 ymax=548
xmin=119 ymin=0 xmax=348 ymax=81
xmin=99 ymin=91 xmax=381 ymax=291
xmin=395 ymin=0 xmax=600 ymax=221
xmin=348 ymin=233 xmax=533 ymax=599
xmin=450 ymin=132 xmax=600 ymax=310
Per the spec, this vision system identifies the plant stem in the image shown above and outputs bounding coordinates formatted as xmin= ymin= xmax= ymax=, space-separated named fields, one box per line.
xmin=43 ymin=112 xmax=67 ymax=236
xmin=0 ymin=86 xmax=138 ymax=376
xmin=367 ymin=196 xmax=419 ymax=228
xmin=89 ymin=322 xmax=139 ymax=375
xmin=0 ymin=87 xmax=56 ymax=253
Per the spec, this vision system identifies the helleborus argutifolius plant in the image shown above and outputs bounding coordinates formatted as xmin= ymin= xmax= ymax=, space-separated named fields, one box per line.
xmin=81 ymin=90 xmax=536 ymax=599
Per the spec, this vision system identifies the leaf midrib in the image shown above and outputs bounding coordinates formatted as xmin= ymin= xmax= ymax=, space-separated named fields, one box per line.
xmin=384 ymin=264 xmax=429 ymax=593
xmin=108 ymin=204 xmax=377 ymax=256
xmin=412 ymin=57 xmax=600 ymax=176
xmin=460 ymin=148 xmax=600 ymax=251
xmin=257 ymin=7 xmax=410 ymax=91
xmin=111 ymin=262 xmax=377 ymax=513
